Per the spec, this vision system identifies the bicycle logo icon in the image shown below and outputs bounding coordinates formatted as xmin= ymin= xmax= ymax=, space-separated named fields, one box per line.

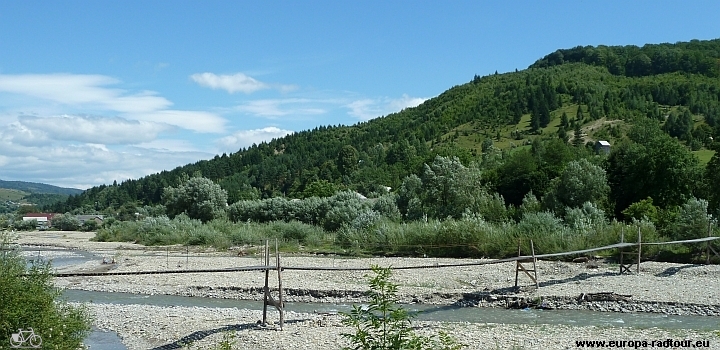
xmin=9 ymin=328 xmax=42 ymax=348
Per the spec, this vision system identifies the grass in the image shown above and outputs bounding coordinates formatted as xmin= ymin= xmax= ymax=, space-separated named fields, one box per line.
xmin=441 ymin=103 xmax=598 ymax=152
xmin=433 ymin=103 xmax=719 ymax=165
xmin=693 ymin=149 xmax=716 ymax=166
xmin=0 ymin=188 xmax=28 ymax=202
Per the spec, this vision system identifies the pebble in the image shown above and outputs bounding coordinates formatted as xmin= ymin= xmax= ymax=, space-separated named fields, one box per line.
xmin=15 ymin=232 xmax=720 ymax=349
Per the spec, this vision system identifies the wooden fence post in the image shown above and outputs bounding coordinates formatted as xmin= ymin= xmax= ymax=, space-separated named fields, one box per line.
xmin=514 ymin=240 xmax=538 ymax=288
xmin=262 ymin=239 xmax=269 ymax=326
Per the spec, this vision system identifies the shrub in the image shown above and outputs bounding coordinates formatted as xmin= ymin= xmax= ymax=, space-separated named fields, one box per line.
xmin=81 ymin=220 xmax=99 ymax=232
xmin=51 ymin=214 xmax=81 ymax=231
xmin=471 ymin=191 xmax=508 ymax=224
xmin=564 ymin=202 xmax=607 ymax=235
xmin=341 ymin=266 xmax=462 ymax=350
xmin=0 ymin=232 xmax=91 ymax=348
xmin=323 ymin=191 xmax=372 ymax=231
xmin=622 ymin=197 xmax=659 ymax=223
xmin=163 ymin=175 xmax=228 ymax=223
xmin=13 ymin=219 xmax=37 ymax=231
xmin=672 ymin=198 xmax=712 ymax=241
xmin=372 ymin=194 xmax=401 ymax=222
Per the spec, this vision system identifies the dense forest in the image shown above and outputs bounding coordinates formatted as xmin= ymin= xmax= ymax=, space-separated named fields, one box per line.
xmin=50 ymin=39 xmax=720 ymax=219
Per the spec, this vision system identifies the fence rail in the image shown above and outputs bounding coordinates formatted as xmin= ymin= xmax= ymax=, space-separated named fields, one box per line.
xmin=47 ymin=236 xmax=720 ymax=277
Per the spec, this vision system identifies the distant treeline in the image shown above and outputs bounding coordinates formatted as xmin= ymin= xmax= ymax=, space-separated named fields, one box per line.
xmin=0 ymin=180 xmax=82 ymax=196
xmin=531 ymin=39 xmax=720 ymax=78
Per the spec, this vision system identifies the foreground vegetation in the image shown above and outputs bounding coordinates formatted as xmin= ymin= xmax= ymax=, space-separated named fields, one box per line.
xmin=341 ymin=266 xmax=463 ymax=350
xmin=0 ymin=231 xmax=91 ymax=349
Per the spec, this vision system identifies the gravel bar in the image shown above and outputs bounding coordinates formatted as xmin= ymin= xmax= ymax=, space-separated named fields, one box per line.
xmin=16 ymin=231 xmax=720 ymax=349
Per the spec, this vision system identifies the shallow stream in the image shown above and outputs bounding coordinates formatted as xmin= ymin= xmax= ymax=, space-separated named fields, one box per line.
xmin=62 ymin=289 xmax=720 ymax=331
xmin=17 ymin=245 xmax=720 ymax=349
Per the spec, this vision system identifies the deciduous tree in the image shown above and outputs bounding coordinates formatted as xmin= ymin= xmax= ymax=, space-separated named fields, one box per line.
xmin=163 ymin=175 xmax=228 ymax=223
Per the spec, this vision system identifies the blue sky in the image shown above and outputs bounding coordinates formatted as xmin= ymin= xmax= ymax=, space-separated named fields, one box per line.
xmin=0 ymin=1 xmax=719 ymax=189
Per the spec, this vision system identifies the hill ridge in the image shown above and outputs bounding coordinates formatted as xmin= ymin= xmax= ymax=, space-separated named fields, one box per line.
xmin=0 ymin=179 xmax=83 ymax=196
xmin=50 ymin=38 xmax=720 ymax=214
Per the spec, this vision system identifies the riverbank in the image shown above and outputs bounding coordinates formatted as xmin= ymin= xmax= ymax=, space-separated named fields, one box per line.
xmin=15 ymin=231 xmax=720 ymax=349
xmin=85 ymin=303 xmax=718 ymax=350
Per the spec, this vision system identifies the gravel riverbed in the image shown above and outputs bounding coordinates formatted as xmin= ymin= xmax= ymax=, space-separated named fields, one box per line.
xmin=16 ymin=231 xmax=720 ymax=349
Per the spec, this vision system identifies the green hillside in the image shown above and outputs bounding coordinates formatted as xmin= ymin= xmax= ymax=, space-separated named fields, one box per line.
xmin=52 ymin=39 xmax=720 ymax=217
xmin=0 ymin=188 xmax=28 ymax=202
xmin=0 ymin=180 xmax=81 ymax=213
xmin=0 ymin=180 xmax=82 ymax=196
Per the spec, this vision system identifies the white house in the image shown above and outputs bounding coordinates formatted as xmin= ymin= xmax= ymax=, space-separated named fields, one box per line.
xmin=22 ymin=213 xmax=57 ymax=229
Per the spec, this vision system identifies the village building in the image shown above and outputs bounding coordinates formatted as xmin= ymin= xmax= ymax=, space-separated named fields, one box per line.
xmin=595 ymin=140 xmax=611 ymax=154
xmin=22 ymin=213 xmax=57 ymax=229
xmin=75 ymin=214 xmax=105 ymax=226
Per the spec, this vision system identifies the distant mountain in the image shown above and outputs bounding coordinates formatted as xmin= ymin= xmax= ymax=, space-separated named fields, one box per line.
xmin=0 ymin=180 xmax=83 ymax=196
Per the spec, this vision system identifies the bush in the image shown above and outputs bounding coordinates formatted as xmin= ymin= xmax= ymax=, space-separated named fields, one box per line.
xmin=81 ymin=220 xmax=99 ymax=232
xmin=671 ymin=198 xmax=712 ymax=241
xmin=13 ymin=219 xmax=37 ymax=231
xmin=323 ymin=191 xmax=372 ymax=231
xmin=341 ymin=266 xmax=462 ymax=350
xmin=163 ymin=175 xmax=228 ymax=223
xmin=564 ymin=202 xmax=607 ymax=235
xmin=372 ymin=194 xmax=401 ymax=222
xmin=0 ymin=232 xmax=92 ymax=348
xmin=51 ymin=214 xmax=81 ymax=231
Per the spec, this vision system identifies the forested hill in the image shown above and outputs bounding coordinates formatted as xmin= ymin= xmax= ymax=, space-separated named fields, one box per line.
xmin=0 ymin=180 xmax=82 ymax=213
xmin=52 ymin=38 xmax=720 ymax=216
xmin=531 ymin=39 xmax=720 ymax=77
xmin=0 ymin=180 xmax=82 ymax=196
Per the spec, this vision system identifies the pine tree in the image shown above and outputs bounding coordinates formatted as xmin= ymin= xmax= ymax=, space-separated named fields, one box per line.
xmin=576 ymin=105 xmax=584 ymax=121
xmin=512 ymin=102 xmax=523 ymax=124
xmin=530 ymin=106 xmax=541 ymax=132
xmin=572 ymin=124 xmax=584 ymax=147
xmin=560 ymin=111 xmax=569 ymax=128
xmin=558 ymin=127 xmax=568 ymax=143
xmin=539 ymin=102 xmax=551 ymax=128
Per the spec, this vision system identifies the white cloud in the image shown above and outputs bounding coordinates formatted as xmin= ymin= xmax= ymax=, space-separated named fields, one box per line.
xmin=191 ymin=72 xmax=269 ymax=94
xmin=0 ymin=73 xmax=228 ymax=134
xmin=17 ymin=115 xmax=169 ymax=144
xmin=389 ymin=94 xmax=427 ymax=111
xmin=218 ymin=127 xmax=294 ymax=151
xmin=136 ymin=139 xmax=201 ymax=153
xmin=346 ymin=94 xmax=427 ymax=121
xmin=190 ymin=72 xmax=296 ymax=94
xmin=346 ymin=99 xmax=379 ymax=121
xmin=131 ymin=110 xmax=226 ymax=133
xmin=0 ymin=139 xmax=214 ymax=189
xmin=0 ymin=74 xmax=171 ymax=113
xmin=0 ymin=122 xmax=50 ymax=147
xmin=277 ymin=84 xmax=299 ymax=93
xmin=234 ymin=98 xmax=326 ymax=118
xmin=0 ymin=73 xmax=234 ymax=188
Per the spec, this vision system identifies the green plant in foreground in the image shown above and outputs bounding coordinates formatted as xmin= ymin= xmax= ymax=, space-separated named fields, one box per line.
xmin=214 ymin=331 xmax=236 ymax=350
xmin=341 ymin=265 xmax=463 ymax=350
xmin=0 ymin=231 xmax=92 ymax=349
